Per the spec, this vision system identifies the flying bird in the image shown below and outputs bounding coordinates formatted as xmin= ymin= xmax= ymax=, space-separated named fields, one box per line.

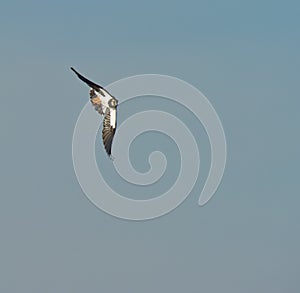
xmin=71 ymin=67 xmax=118 ymax=157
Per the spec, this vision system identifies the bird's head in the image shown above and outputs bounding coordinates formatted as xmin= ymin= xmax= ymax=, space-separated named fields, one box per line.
xmin=109 ymin=98 xmax=118 ymax=109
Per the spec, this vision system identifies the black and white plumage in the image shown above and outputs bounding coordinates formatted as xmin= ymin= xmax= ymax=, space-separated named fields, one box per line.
xmin=71 ymin=67 xmax=118 ymax=157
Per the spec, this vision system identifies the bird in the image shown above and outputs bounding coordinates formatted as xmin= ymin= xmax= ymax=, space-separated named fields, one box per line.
xmin=71 ymin=67 xmax=118 ymax=157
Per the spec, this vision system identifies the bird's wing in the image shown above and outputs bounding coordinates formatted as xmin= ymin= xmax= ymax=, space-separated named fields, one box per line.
xmin=102 ymin=108 xmax=117 ymax=156
xmin=71 ymin=67 xmax=107 ymax=96
xmin=93 ymin=102 xmax=107 ymax=116
xmin=90 ymin=90 xmax=107 ymax=115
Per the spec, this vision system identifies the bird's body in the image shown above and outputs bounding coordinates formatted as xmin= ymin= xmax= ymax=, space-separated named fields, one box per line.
xmin=71 ymin=67 xmax=118 ymax=157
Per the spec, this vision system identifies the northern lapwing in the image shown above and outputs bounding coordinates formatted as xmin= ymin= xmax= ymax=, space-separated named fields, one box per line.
xmin=71 ymin=67 xmax=118 ymax=157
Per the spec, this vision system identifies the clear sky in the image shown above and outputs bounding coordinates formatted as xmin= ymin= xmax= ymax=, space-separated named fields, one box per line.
xmin=1 ymin=0 xmax=299 ymax=292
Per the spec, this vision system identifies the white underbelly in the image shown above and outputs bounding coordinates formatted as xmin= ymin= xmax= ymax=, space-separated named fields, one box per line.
xmin=110 ymin=110 xmax=116 ymax=128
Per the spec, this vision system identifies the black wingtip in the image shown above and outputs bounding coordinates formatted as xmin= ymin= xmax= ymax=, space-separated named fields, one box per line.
xmin=70 ymin=67 xmax=77 ymax=74
xmin=70 ymin=67 xmax=104 ymax=91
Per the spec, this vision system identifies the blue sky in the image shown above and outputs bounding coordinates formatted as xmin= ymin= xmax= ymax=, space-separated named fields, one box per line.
xmin=1 ymin=1 xmax=299 ymax=292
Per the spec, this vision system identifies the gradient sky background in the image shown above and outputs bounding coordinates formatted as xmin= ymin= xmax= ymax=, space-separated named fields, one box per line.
xmin=1 ymin=1 xmax=299 ymax=292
